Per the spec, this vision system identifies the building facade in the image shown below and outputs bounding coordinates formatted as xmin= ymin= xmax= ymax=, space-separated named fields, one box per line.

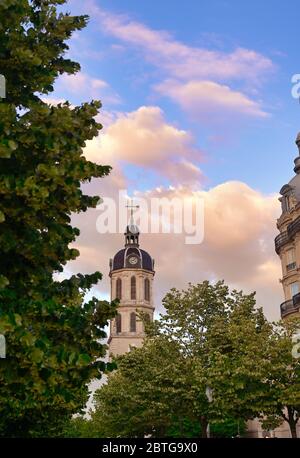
xmin=247 ymin=134 xmax=300 ymax=438
xmin=275 ymin=133 xmax=300 ymax=319
xmin=107 ymin=219 xmax=155 ymax=357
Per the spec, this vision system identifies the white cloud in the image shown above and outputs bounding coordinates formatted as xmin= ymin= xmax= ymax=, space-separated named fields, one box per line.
xmin=84 ymin=1 xmax=272 ymax=123
xmin=156 ymin=80 xmax=269 ymax=120
xmin=56 ymin=72 xmax=121 ymax=105
xmin=42 ymin=97 xmax=68 ymax=106
xmin=68 ymin=179 xmax=282 ymax=322
xmin=90 ymin=3 xmax=274 ymax=83
xmin=83 ymin=106 xmax=204 ymax=186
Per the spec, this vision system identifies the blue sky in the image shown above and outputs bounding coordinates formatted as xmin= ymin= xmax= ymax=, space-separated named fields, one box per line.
xmin=52 ymin=0 xmax=300 ymax=195
xmin=51 ymin=0 xmax=300 ymax=319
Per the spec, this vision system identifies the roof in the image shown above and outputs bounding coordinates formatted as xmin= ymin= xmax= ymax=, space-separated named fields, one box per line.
xmin=111 ymin=246 xmax=154 ymax=272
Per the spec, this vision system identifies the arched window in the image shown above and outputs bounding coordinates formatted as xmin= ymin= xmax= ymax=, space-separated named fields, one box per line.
xmin=131 ymin=276 xmax=136 ymax=300
xmin=130 ymin=312 xmax=136 ymax=332
xmin=116 ymin=313 xmax=122 ymax=334
xmin=144 ymin=278 xmax=150 ymax=301
xmin=116 ymin=278 xmax=122 ymax=299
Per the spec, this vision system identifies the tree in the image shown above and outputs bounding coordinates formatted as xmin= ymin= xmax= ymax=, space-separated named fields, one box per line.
xmin=260 ymin=319 xmax=300 ymax=438
xmin=154 ymin=281 xmax=258 ymax=437
xmin=63 ymin=415 xmax=93 ymax=438
xmin=205 ymin=295 xmax=274 ymax=428
xmin=207 ymin=298 xmax=300 ymax=438
xmin=165 ymin=415 xmax=245 ymax=438
xmin=90 ymin=281 xmax=259 ymax=438
xmin=210 ymin=418 xmax=246 ymax=438
xmin=0 ymin=0 xmax=116 ymax=436
xmin=91 ymin=336 xmax=193 ymax=437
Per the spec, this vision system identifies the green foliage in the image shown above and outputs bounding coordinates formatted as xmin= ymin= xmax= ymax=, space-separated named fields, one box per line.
xmin=158 ymin=281 xmax=233 ymax=356
xmin=165 ymin=417 xmax=201 ymax=438
xmin=90 ymin=281 xmax=263 ymax=438
xmin=0 ymin=0 xmax=87 ymax=108
xmin=206 ymin=295 xmax=274 ymax=422
xmin=63 ymin=412 xmax=245 ymax=439
xmin=62 ymin=415 xmax=93 ymax=438
xmin=91 ymin=337 xmax=192 ymax=437
xmin=66 ymin=281 xmax=300 ymax=438
xmin=165 ymin=416 xmax=245 ymax=438
xmin=156 ymin=282 xmax=263 ymax=435
xmin=260 ymin=319 xmax=300 ymax=438
xmin=0 ymin=0 xmax=116 ymax=437
xmin=207 ymin=304 xmax=300 ymax=437
xmin=210 ymin=418 xmax=246 ymax=438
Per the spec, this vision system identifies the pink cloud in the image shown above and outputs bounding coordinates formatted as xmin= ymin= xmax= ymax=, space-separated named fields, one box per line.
xmin=83 ymin=105 xmax=204 ymax=186
xmin=57 ymin=72 xmax=121 ymax=105
xmin=68 ymin=179 xmax=282 ymax=322
xmin=88 ymin=2 xmax=274 ymax=83
xmin=83 ymin=1 xmax=272 ymax=125
xmin=163 ymin=160 xmax=205 ymax=188
xmin=156 ymin=80 xmax=269 ymax=120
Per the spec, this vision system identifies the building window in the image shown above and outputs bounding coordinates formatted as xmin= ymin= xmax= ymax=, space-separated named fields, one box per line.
xmin=131 ymin=276 xmax=136 ymax=300
xmin=286 ymin=248 xmax=296 ymax=271
xmin=290 ymin=282 xmax=299 ymax=298
xmin=130 ymin=312 xmax=136 ymax=332
xmin=280 ymin=188 xmax=293 ymax=213
xmin=144 ymin=278 xmax=150 ymax=301
xmin=116 ymin=313 xmax=122 ymax=334
xmin=116 ymin=278 xmax=122 ymax=299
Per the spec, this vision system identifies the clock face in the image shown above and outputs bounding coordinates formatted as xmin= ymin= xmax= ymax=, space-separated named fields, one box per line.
xmin=129 ymin=256 xmax=138 ymax=265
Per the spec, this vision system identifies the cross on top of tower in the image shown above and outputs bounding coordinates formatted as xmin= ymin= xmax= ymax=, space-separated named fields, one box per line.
xmin=126 ymin=199 xmax=139 ymax=226
xmin=124 ymin=199 xmax=140 ymax=246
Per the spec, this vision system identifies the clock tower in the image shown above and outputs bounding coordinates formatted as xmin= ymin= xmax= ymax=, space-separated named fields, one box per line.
xmin=108 ymin=206 xmax=155 ymax=357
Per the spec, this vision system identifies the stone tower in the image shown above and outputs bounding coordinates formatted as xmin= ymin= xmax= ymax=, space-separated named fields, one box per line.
xmin=275 ymin=133 xmax=300 ymax=319
xmin=108 ymin=209 xmax=155 ymax=357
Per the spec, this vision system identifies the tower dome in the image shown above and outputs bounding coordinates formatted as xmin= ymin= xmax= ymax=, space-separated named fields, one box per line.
xmin=111 ymin=247 xmax=154 ymax=272
xmin=109 ymin=206 xmax=154 ymax=273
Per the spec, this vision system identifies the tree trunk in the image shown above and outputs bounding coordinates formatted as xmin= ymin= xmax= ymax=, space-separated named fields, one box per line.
xmin=286 ymin=406 xmax=298 ymax=438
xmin=199 ymin=416 xmax=208 ymax=438
xmin=289 ymin=420 xmax=298 ymax=439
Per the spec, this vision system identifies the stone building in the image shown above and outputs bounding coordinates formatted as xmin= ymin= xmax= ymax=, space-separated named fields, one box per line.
xmin=248 ymin=133 xmax=300 ymax=438
xmin=108 ymin=213 xmax=155 ymax=357
xmin=275 ymin=133 xmax=300 ymax=319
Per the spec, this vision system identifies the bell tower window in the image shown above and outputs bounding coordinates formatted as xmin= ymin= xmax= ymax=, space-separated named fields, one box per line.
xmin=144 ymin=278 xmax=150 ymax=301
xmin=130 ymin=312 xmax=136 ymax=332
xmin=116 ymin=278 xmax=122 ymax=299
xmin=116 ymin=313 xmax=122 ymax=334
xmin=131 ymin=276 xmax=136 ymax=300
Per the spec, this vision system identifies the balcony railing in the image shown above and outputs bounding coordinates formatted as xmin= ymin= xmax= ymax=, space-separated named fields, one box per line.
xmin=293 ymin=291 xmax=300 ymax=306
xmin=280 ymin=294 xmax=300 ymax=318
xmin=287 ymin=216 xmax=300 ymax=239
xmin=275 ymin=231 xmax=289 ymax=253
xmin=275 ymin=215 xmax=300 ymax=253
